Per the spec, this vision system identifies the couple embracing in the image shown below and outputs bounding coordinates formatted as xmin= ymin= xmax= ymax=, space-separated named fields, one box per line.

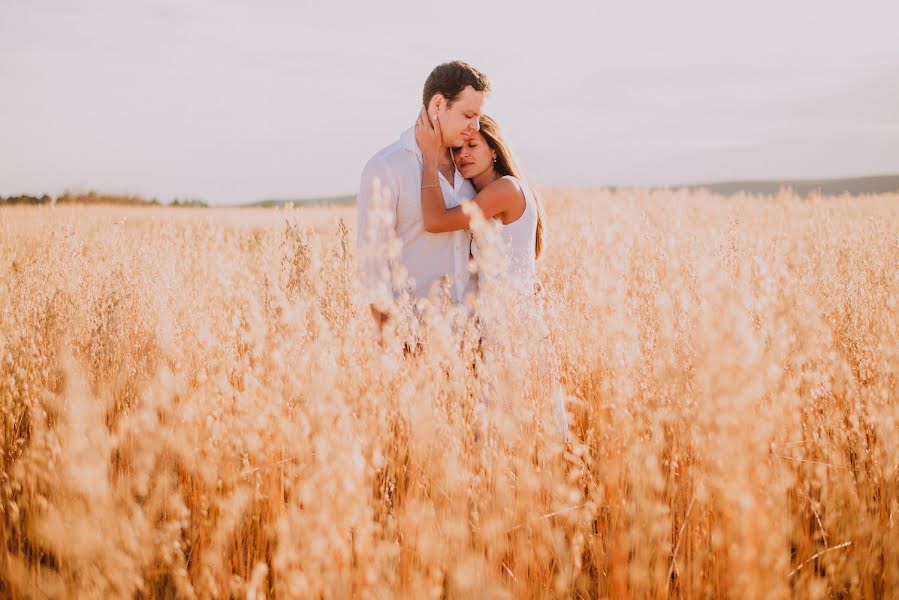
xmin=356 ymin=60 xmax=568 ymax=443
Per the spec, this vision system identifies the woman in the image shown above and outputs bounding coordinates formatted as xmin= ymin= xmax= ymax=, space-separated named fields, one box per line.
xmin=414 ymin=109 xmax=569 ymax=443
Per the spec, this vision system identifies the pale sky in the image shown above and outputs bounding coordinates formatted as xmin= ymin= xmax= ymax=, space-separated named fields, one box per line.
xmin=2 ymin=0 xmax=898 ymax=205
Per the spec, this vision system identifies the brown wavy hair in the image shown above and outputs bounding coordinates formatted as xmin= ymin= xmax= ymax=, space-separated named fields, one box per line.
xmin=476 ymin=115 xmax=546 ymax=260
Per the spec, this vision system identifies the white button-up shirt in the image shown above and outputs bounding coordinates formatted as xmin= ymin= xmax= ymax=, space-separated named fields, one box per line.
xmin=356 ymin=126 xmax=476 ymax=311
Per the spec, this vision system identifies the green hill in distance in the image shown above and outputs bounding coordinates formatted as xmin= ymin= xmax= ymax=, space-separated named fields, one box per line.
xmin=4 ymin=175 xmax=897 ymax=208
xmin=663 ymin=173 xmax=899 ymax=197
xmin=236 ymin=194 xmax=356 ymax=208
xmin=238 ymin=174 xmax=899 ymax=208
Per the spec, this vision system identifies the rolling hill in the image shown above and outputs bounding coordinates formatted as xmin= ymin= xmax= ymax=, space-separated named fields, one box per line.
xmin=241 ymin=174 xmax=899 ymax=207
xmin=668 ymin=174 xmax=899 ymax=197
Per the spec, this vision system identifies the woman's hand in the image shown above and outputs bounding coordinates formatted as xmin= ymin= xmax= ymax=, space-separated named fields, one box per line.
xmin=415 ymin=106 xmax=442 ymax=164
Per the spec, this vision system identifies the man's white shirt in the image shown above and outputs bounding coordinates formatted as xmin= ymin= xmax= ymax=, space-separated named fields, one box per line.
xmin=356 ymin=126 xmax=476 ymax=310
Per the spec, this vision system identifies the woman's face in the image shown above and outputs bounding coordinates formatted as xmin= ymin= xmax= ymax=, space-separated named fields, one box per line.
xmin=451 ymin=130 xmax=495 ymax=180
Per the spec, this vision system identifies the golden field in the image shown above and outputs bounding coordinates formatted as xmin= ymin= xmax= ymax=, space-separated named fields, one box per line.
xmin=0 ymin=188 xmax=897 ymax=599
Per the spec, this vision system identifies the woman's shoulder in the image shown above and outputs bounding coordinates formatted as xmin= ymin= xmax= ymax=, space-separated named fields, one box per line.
xmin=479 ymin=176 xmax=527 ymax=223
xmin=496 ymin=175 xmax=535 ymax=206
xmin=500 ymin=175 xmax=533 ymax=195
xmin=486 ymin=175 xmax=525 ymax=197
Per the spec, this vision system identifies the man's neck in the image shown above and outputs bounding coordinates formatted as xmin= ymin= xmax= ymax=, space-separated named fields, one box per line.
xmin=436 ymin=147 xmax=456 ymax=183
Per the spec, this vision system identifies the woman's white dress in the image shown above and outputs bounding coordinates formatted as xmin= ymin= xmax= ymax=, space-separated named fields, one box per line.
xmin=470 ymin=176 xmax=569 ymax=443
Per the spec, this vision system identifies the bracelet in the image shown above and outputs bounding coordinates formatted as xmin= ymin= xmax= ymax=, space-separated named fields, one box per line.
xmin=421 ymin=184 xmax=440 ymax=189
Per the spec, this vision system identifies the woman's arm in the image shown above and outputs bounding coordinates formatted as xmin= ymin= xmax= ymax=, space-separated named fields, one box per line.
xmin=420 ymin=160 xmax=519 ymax=233
xmin=415 ymin=108 xmax=521 ymax=233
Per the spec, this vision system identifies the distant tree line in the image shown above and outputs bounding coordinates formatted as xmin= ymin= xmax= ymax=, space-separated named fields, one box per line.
xmin=0 ymin=191 xmax=208 ymax=207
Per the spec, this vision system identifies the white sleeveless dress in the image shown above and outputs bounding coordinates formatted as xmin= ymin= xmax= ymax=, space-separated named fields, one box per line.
xmin=470 ymin=176 xmax=569 ymax=443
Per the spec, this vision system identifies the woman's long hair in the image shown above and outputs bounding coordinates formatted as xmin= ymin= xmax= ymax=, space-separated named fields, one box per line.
xmin=477 ymin=115 xmax=546 ymax=260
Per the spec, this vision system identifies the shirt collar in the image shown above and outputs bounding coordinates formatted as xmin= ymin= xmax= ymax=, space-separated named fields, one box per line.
xmin=399 ymin=126 xmax=422 ymax=162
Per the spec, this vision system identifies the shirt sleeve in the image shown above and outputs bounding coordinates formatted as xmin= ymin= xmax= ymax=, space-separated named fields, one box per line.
xmin=356 ymin=155 xmax=399 ymax=312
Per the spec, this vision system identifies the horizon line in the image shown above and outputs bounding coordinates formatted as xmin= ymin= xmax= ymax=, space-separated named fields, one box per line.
xmin=3 ymin=171 xmax=898 ymax=207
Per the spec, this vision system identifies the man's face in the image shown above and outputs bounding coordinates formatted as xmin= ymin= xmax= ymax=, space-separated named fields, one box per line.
xmin=433 ymin=86 xmax=486 ymax=148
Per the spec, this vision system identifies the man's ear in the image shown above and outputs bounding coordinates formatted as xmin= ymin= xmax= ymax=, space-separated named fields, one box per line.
xmin=428 ymin=94 xmax=445 ymax=118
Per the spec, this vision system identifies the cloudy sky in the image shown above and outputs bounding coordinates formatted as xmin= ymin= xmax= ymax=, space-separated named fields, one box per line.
xmin=2 ymin=0 xmax=897 ymax=205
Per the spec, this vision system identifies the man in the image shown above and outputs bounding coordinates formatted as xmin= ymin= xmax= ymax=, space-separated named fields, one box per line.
xmin=356 ymin=60 xmax=490 ymax=331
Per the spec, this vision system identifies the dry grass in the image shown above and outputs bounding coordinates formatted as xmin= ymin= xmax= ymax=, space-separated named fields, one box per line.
xmin=0 ymin=188 xmax=897 ymax=599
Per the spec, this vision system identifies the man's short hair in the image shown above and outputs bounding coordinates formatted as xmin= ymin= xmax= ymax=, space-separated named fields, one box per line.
xmin=422 ymin=60 xmax=491 ymax=108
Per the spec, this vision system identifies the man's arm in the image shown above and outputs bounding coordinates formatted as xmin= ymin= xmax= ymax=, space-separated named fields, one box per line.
xmin=356 ymin=156 xmax=399 ymax=328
